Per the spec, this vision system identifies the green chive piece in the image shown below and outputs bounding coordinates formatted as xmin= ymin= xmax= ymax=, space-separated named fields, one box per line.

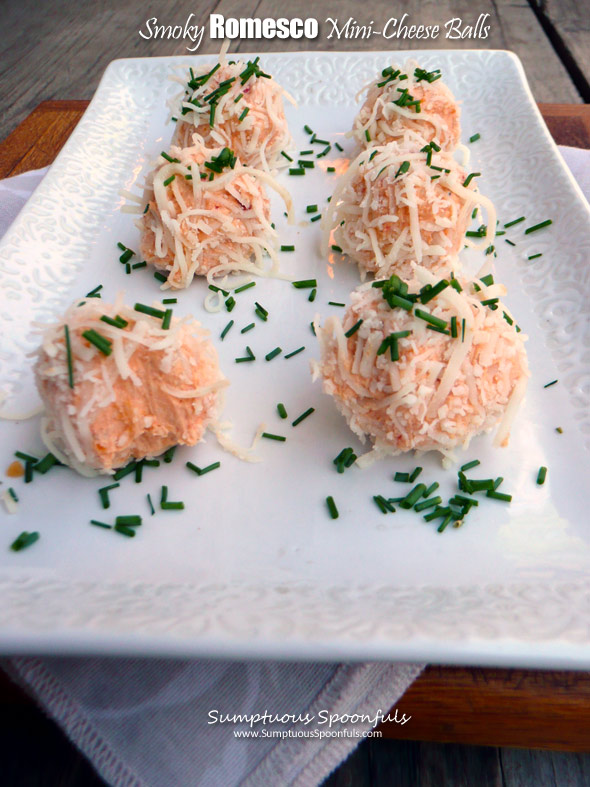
xmin=408 ymin=466 xmax=423 ymax=483
xmin=310 ymin=214 xmax=322 ymax=222
xmin=234 ymin=282 xmax=256 ymax=294
xmin=299 ymin=160 xmax=315 ymax=168
xmin=34 ymin=453 xmax=58 ymax=475
xmin=241 ymin=323 xmax=255 ymax=334
xmin=328 ymin=301 xmax=345 ymax=307
xmin=424 ymin=506 xmax=450 ymax=522
xmin=154 ymin=271 xmax=168 ymax=283
xmin=327 ymin=166 xmax=336 ymax=173
xmin=300 ymin=151 xmax=313 ymax=156
xmin=505 ymin=239 xmax=516 ymax=246
xmin=450 ymin=316 xmax=458 ymax=338
xmin=24 ymin=462 xmax=34 ymax=483
xmin=326 ymin=496 xmax=339 ymax=519
xmin=461 ymin=319 xmax=466 ymax=342
xmin=113 ymin=461 xmax=137 ymax=481
xmin=536 ymin=466 xmax=548 ymax=485
xmin=281 ymin=151 xmax=293 ymax=162
xmin=528 ymin=253 xmax=542 ymax=260
xmin=82 ymin=329 xmax=112 ymax=356
xmin=292 ymin=407 xmax=315 ymax=427
xmin=161 ymin=501 xmax=185 ymax=510
xmin=463 ymin=172 xmax=480 ymax=188
xmin=8 ymin=488 xmax=18 ymax=503
xmin=134 ymin=303 xmax=166 ymax=319
xmin=437 ymin=514 xmax=454 ymax=533
xmin=281 ymin=245 xmax=295 ymax=252
xmin=556 ymin=427 xmax=563 ymax=434
xmin=394 ymin=472 xmax=410 ymax=482
xmin=414 ymin=496 xmax=442 ymax=512
xmin=114 ymin=524 xmax=136 ymax=537
xmin=344 ymin=320 xmax=363 ymax=338
xmin=163 ymin=175 xmax=176 ymax=187
xmin=235 ymin=353 xmax=255 ymax=363
xmin=161 ymin=309 xmax=173 ymax=330
xmin=293 ymin=279 xmax=317 ymax=289
xmin=308 ymin=288 xmax=317 ymax=302
xmin=414 ymin=309 xmax=447 ymax=330
xmin=306 ymin=204 xmax=318 ymax=213
xmin=134 ymin=461 xmax=144 ymax=484
xmin=254 ymin=301 xmax=268 ymax=317
xmin=364 ymin=129 xmax=371 ymax=142
xmin=119 ymin=249 xmax=134 ymax=264
xmin=225 ymin=296 xmax=236 ymax=312
xmin=373 ymin=495 xmax=389 ymax=514
xmin=160 ymin=151 xmax=179 ymax=163
xmin=115 ymin=515 xmax=142 ymax=527
xmin=8 ymin=531 xmax=38 ymax=552
xmin=100 ymin=315 xmax=128 ymax=329
xmin=493 ymin=477 xmax=504 ymax=490
xmin=423 ymin=482 xmax=439 ymax=498
xmin=399 ymin=483 xmax=427 ymax=509
xmin=484 ymin=490 xmax=512 ymax=503
xmin=186 ymin=461 xmax=220 ymax=476
xmin=15 ymin=451 xmax=38 ymax=464
xmin=98 ymin=483 xmax=119 ymax=510
xmin=504 ymin=216 xmax=525 ymax=229
xmin=331 ymin=245 xmax=343 ymax=253
xmin=469 ymin=133 xmax=481 ymax=143
xmin=209 ymin=284 xmax=229 ymax=296
xmin=335 ymin=142 xmax=344 ymax=152
xmin=285 ymin=347 xmax=305 ymax=359
xmin=163 ymin=446 xmax=176 ymax=464
xmin=265 ymin=347 xmax=282 ymax=362
xmin=544 ymin=380 xmax=558 ymax=389
xmin=420 ymin=280 xmax=449 ymax=304
xmin=460 ymin=459 xmax=480 ymax=472
xmin=64 ymin=325 xmax=74 ymax=389
xmin=525 ymin=219 xmax=552 ymax=235
xmin=277 ymin=403 xmax=288 ymax=419
xmin=220 ymin=320 xmax=234 ymax=340
xmin=262 ymin=432 xmax=286 ymax=442
xmin=304 ymin=125 xmax=313 ymax=135
xmin=254 ymin=308 xmax=267 ymax=322
xmin=238 ymin=107 xmax=249 ymax=122
xmin=90 ymin=520 xmax=112 ymax=529
xmin=147 ymin=494 xmax=155 ymax=516
xmin=289 ymin=168 xmax=305 ymax=176
xmin=86 ymin=284 xmax=103 ymax=298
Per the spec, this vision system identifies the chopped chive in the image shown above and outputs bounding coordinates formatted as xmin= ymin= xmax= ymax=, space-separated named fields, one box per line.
xmin=327 ymin=166 xmax=336 ymax=173
xmin=306 ymin=204 xmax=318 ymax=213
xmin=504 ymin=216 xmax=525 ymax=228
xmin=234 ymin=282 xmax=256 ymax=294
xmin=293 ymin=279 xmax=317 ymax=289
xmin=424 ymin=506 xmax=451 ymax=522
xmin=161 ymin=501 xmax=185 ymax=510
xmin=98 ymin=482 xmax=120 ymax=510
xmin=147 ymin=494 xmax=155 ymax=516
xmin=160 ymin=151 xmax=179 ymax=163
xmin=543 ymin=380 xmax=558 ymax=388
xmin=328 ymin=301 xmax=345 ymax=307
xmin=364 ymin=129 xmax=371 ymax=142
xmin=463 ymin=172 xmax=480 ymax=188
xmin=460 ymin=459 xmax=480 ymax=472
xmin=238 ymin=107 xmax=249 ymax=122
xmin=277 ymin=403 xmax=288 ymax=419
xmin=119 ymin=249 xmax=134 ymax=264
xmin=209 ymin=284 xmax=229 ymax=296
xmin=285 ymin=346 xmax=305 ymax=359
xmin=300 ymin=151 xmax=314 ymax=156
xmin=161 ymin=309 xmax=172 ymax=330
xmin=326 ymin=496 xmax=339 ymax=519
xmin=394 ymin=472 xmax=410 ymax=482
xmin=86 ymin=284 xmax=103 ymax=298
xmin=310 ymin=214 xmax=321 ymax=222
xmin=298 ymin=160 xmax=314 ymax=168
xmin=525 ymin=219 xmax=552 ymax=234
xmin=399 ymin=483 xmax=427 ymax=509
xmin=437 ymin=514 xmax=454 ymax=533
xmin=408 ymin=466 xmax=423 ymax=483
xmin=335 ymin=142 xmax=344 ymax=151
xmin=24 ymin=461 xmax=34 ymax=483
xmin=134 ymin=303 xmax=166 ymax=319
xmin=280 ymin=151 xmax=293 ymax=162
xmin=265 ymin=347 xmax=282 ymax=361
xmin=493 ymin=477 xmax=504 ymax=490
xmin=486 ymin=490 xmax=512 ymax=502
xmin=414 ymin=496 xmax=442 ymax=512
xmin=90 ymin=520 xmax=112 ymax=529
xmin=505 ymin=239 xmax=516 ymax=246
xmin=220 ymin=320 xmax=234 ymax=340
xmin=113 ymin=461 xmax=137 ymax=481
xmin=469 ymin=133 xmax=481 ymax=143
xmin=162 ymin=446 xmax=176 ymax=464
xmin=289 ymin=168 xmax=305 ymax=176
xmin=254 ymin=301 xmax=268 ymax=317
xmin=15 ymin=451 xmax=38 ymax=465
xmin=186 ymin=461 xmax=220 ymax=476
xmin=114 ymin=524 xmax=136 ymax=537
xmin=331 ymin=245 xmax=343 ymax=253
xmin=64 ymin=325 xmax=74 ymax=389
xmin=9 ymin=531 xmax=39 ymax=552
xmin=115 ymin=515 xmax=142 ymax=527
xmin=82 ymin=329 xmax=112 ymax=356
xmin=345 ymin=320 xmax=363 ymax=338
xmin=234 ymin=92 xmax=243 ymax=103
xmin=420 ymin=279 xmax=449 ymax=304
xmin=423 ymin=482 xmax=439 ymax=498
xmin=241 ymin=322 xmax=255 ymax=334
xmin=304 ymin=125 xmax=313 ymax=135
xmin=154 ymin=271 xmax=168 ymax=283
xmin=8 ymin=488 xmax=18 ymax=503
xmin=281 ymin=245 xmax=295 ymax=252
xmin=414 ymin=309 xmax=447 ymax=330
xmin=450 ymin=316 xmax=458 ymax=338
xmin=292 ymin=407 xmax=315 ymax=427
xmin=461 ymin=319 xmax=466 ymax=342
xmin=262 ymin=432 xmax=286 ymax=442
xmin=556 ymin=427 xmax=563 ymax=434
xmin=536 ymin=466 xmax=547 ymax=485
xmin=313 ymin=138 xmax=330 ymax=146
xmin=528 ymin=253 xmax=542 ymax=260
xmin=481 ymin=298 xmax=499 ymax=307
xmin=310 ymin=321 xmax=316 ymax=335
xmin=225 ymin=296 xmax=236 ymax=312
xmin=125 ymin=263 xmax=131 ymax=275
xmin=308 ymin=288 xmax=317 ymax=302
xmin=373 ymin=495 xmax=389 ymax=514
xmin=163 ymin=175 xmax=176 ymax=187
xmin=131 ymin=261 xmax=147 ymax=270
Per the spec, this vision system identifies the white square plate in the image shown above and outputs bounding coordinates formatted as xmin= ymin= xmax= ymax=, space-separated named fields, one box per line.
xmin=1 ymin=50 xmax=590 ymax=667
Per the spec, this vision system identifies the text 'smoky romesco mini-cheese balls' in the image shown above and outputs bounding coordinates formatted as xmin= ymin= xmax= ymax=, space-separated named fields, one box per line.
xmin=171 ymin=55 xmax=294 ymax=171
xmin=322 ymin=142 xmax=495 ymax=280
xmin=312 ymin=266 xmax=529 ymax=459
xmin=352 ymin=61 xmax=461 ymax=152
xmin=139 ymin=142 xmax=293 ymax=288
xmin=34 ymin=297 xmax=227 ymax=475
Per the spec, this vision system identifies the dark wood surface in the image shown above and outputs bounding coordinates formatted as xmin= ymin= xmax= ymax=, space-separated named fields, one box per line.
xmin=1 ymin=102 xmax=590 ymax=777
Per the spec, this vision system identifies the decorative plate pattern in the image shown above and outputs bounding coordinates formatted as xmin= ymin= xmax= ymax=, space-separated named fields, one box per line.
xmin=1 ymin=51 xmax=590 ymax=664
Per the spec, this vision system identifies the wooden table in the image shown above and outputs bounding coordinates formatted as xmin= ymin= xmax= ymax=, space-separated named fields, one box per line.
xmin=1 ymin=101 xmax=590 ymax=756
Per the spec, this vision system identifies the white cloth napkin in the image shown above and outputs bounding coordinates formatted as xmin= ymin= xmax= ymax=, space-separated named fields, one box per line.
xmin=2 ymin=144 xmax=589 ymax=787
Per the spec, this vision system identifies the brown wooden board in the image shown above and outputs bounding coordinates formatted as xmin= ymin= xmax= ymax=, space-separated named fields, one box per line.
xmin=1 ymin=100 xmax=590 ymax=752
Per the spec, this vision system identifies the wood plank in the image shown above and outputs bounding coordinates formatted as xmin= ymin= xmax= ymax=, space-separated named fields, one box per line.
xmin=0 ymin=0 xmax=581 ymax=143
xmin=379 ymin=666 xmax=590 ymax=751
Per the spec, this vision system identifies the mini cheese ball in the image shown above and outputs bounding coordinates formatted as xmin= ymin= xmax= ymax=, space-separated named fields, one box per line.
xmin=34 ymin=297 xmax=227 ymax=475
xmin=172 ymin=56 xmax=294 ymax=170
xmin=312 ymin=267 xmax=529 ymax=458
xmin=352 ymin=61 xmax=461 ymax=152
xmin=323 ymin=142 xmax=488 ymax=280
xmin=139 ymin=141 xmax=291 ymax=288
